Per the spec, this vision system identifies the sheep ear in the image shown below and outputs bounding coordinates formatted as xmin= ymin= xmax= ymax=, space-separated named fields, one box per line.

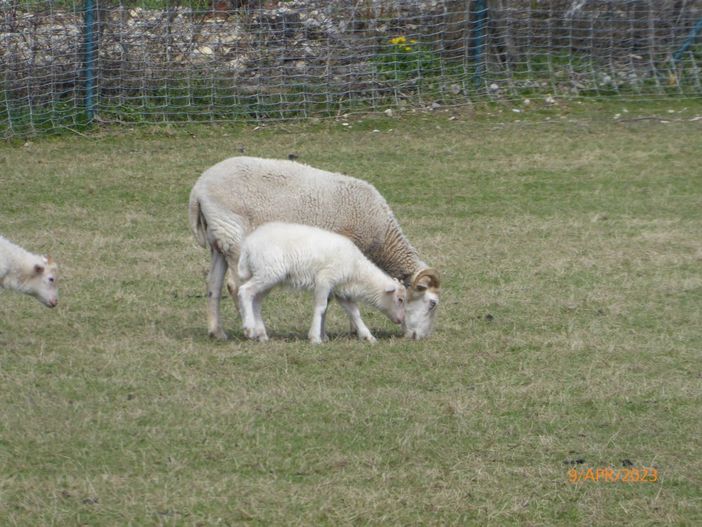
xmin=411 ymin=268 xmax=440 ymax=291
xmin=384 ymin=284 xmax=397 ymax=294
xmin=45 ymin=256 xmax=58 ymax=272
xmin=33 ymin=264 xmax=45 ymax=275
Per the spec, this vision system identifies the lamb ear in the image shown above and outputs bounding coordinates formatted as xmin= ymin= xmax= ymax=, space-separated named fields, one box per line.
xmin=384 ymin=284 xmax=397 ymax=294
xmin=411 ymin=268 xmax=440 ymax=290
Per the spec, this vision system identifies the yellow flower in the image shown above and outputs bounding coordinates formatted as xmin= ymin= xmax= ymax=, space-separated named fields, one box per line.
xmin=389 ymin=36 xmax=406 ymax=45
xmin=404 ymin=46 xmax=412 ymax=52
xmin=410 ymin=39 xmax=417 ymax=44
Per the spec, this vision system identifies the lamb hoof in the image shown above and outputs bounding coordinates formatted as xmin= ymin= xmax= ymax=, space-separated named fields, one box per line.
xmin=361 ymin=334 xmax=377 ymax=344
xmin=309 ymin=336 xmax=323 ymax=345
xmin=243 ymin=327 xmax=258 ymax=340
xmin=257 ymin=333 xmax=269 ymax=342
xmin=208 ymin=328 xmax=229 ymax=341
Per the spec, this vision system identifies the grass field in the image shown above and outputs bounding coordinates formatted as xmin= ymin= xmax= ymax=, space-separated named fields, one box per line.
xmin=1 ymin=101 xmax=701 ymax=525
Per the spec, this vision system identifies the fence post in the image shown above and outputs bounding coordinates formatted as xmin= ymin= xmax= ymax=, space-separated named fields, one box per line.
xmin=672 ymin=17 xmax=702 ymax=64
xmin=471 ymin=0 xmax=488 ymax=88
xmin=84 ymin=0 xmax=97 ymax=123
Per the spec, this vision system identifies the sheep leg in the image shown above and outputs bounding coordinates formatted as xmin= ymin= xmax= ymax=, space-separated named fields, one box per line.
xmin=237 ymin=281 xmax=260 ymax=340
xmin=207 ymin=249 xmax=229 ymax=340
xmin=252 ymin=291 xmax=268 ymax=342
xmin=224 ymin=256 xmax=240 ymax=314
xmin=318 ymin=291 xmax=333 ymax=342
xmin=337 ymin=297 xmax=377 ymax=343
xmin=308 ymin=286 xmax=331 ymax=344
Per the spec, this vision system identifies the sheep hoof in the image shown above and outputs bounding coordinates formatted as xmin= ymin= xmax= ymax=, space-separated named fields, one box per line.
xmin=243 ymin=327 xmax=258 ymax=340
xmin=361 ymin=334 xmax=377 ymax=344
xmin=208 ymin=328 xmax=229 ymax=340
xmin=257 ymin=333 xmax=269 ymax=342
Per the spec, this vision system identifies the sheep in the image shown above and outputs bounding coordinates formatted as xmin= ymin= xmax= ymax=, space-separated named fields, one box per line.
xmin=237 ymin=222 xmax=406 ymax=344
xmin=188 ymin=156 xmax=440 ymax=341
xmin=0 ymin=235 xmax=59 ymax=308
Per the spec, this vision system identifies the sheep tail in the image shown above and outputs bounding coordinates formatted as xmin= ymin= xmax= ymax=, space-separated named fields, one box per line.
xmin=188 ymin=192 xmax=209 ymax=249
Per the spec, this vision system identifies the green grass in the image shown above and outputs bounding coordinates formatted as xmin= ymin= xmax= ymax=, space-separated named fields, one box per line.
xmin=1 ymin=101 xmax=701 ymax=525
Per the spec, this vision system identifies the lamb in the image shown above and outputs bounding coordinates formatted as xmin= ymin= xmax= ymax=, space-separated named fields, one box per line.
xmin=188 ymin=156 xmax=440 ymax=341
xmin=0 ymin=235 xmax=59 ymax=308
xmin=237 ymin=222 xmax=406 ymax=343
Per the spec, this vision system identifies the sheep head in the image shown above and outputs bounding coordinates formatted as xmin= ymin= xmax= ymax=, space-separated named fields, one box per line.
xmin=403 ymin=267 xmax=440 ymax=340
xmin=28 ymin=255 xmax=59 ymax=308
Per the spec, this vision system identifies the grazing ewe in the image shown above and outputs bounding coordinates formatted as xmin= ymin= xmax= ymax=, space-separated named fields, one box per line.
xmin=238 ymin=222 xmax=406 ymax=344
xmin=0 ymin=235 xmax=59 ymax=308
xmin=189 ymin=156 xmax=440 ymax=341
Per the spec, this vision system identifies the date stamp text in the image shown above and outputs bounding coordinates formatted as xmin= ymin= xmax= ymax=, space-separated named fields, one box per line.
xmin=568 ymin=467 xmax=658 ymax=483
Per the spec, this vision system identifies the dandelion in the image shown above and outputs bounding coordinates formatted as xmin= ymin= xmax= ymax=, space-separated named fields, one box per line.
xmin=404 ymin=46 xmax=412 ymax=52
xmin=389 ymin=36 xmax=406 ymax=45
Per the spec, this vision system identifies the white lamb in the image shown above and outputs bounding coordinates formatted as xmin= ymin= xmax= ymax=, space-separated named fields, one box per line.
xmin=0 ymin=235 xmax=59 ymax=308
xmin=237 ymin=222 xmax=406 ymax=344
xmin=189 ymin=156 xmax=440 ymax=341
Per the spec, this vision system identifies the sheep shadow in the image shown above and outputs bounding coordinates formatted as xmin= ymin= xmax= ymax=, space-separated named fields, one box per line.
xmin=231 ymin=328 xmax=404 ymax=344
xmin=177 ymin=327 xmax=403 ymax=345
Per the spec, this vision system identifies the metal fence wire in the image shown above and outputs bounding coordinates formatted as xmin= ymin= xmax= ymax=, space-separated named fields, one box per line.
xmin=2 ymin=0 xmax=702 ymax=136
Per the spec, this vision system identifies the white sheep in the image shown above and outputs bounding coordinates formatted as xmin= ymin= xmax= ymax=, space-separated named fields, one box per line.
xmin=189 ymin=156 xmax=440 ymax=341
xmin=237 ymin=222 xmax=406 ymax=344
xmin=0 ymin=235 xmax=59 ymax=308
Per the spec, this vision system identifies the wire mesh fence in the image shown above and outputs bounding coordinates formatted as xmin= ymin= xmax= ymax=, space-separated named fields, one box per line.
xmin=2 ymin=0 xmax=702 ymax=137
